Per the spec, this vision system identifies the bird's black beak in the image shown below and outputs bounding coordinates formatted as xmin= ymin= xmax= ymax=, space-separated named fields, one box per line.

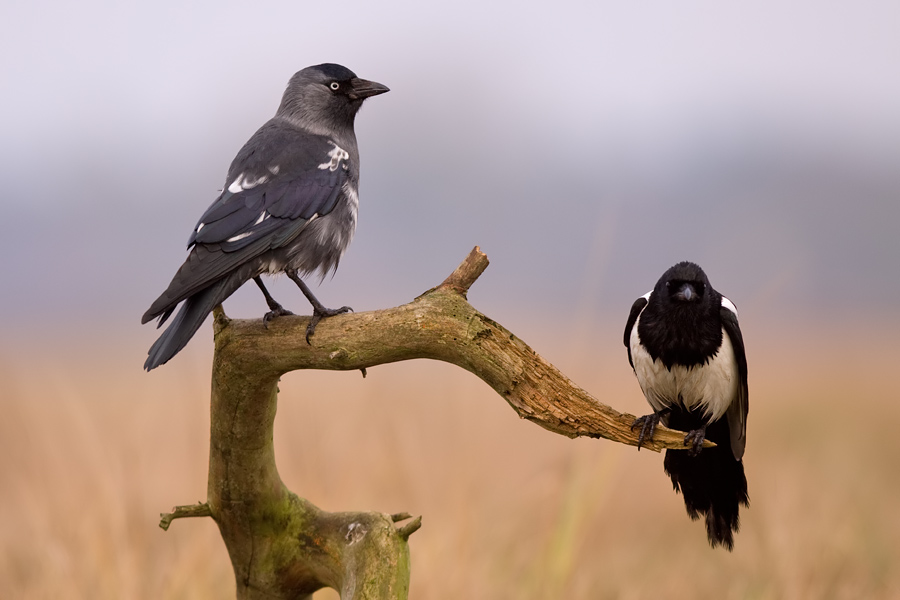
xmin=348 ymin=78 xmax=390 ymax=100
xmin=673 ymin=282 xmax=699 ymax=302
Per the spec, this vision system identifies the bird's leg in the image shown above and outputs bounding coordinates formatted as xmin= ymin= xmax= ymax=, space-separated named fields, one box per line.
xmin=630 ymin=407 xmax=670 ymax=450
xmin=254 ymin=277 xmax=294 ymax=328
xmin=683 ymin=427 xmax=707 ymax=457
xmin=285 ymin=271 xmax=352 ymax=343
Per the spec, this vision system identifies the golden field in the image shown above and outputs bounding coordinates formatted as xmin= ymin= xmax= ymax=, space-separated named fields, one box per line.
xmin=1 ymin=316 xmax=898 ymax=599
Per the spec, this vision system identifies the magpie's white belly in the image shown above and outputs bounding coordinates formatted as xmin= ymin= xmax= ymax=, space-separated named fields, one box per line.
xmin=630 ymin=320 xmax=739 ymax=423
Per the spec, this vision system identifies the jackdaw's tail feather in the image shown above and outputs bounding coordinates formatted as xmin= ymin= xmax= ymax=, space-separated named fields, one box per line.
xmin=663 ymin=420 xmax=749 ymax=550
xmin=144 ymin=272 xmax=247 ymax=371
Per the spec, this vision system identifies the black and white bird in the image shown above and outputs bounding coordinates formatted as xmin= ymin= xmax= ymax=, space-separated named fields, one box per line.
xmin=142 ymin=63 xmax=388 ymax=371
xmin=625 ymin=261 xmax=749 ymax=550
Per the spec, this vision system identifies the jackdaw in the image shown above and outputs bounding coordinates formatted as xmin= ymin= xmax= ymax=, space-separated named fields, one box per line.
xmin=142 ymin=63 xmax=389 ymax=370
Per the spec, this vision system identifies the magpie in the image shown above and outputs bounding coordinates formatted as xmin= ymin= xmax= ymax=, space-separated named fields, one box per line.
xmin=142 ymin=64 xmax=389 ymax=371
xmin=625 ymin=261 xmax=749 ymax=550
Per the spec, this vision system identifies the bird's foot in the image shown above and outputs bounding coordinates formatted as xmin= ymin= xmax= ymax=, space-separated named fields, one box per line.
xmin=262 ymin=304 xmax=294 ymax=329
xmin=683 ymin=428 xmax=707 ymax=456
xmin=631 ymin=412 xmax=663 ymax=450
xmin=306 ymin=305 xmax=353 ymax=344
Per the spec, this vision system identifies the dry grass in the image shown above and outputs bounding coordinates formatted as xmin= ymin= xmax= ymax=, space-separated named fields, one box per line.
xmin=1 ymin=318 xmax=898 ymax=599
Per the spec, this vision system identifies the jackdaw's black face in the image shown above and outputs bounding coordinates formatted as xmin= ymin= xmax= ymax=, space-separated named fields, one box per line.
xmin=280 ymin=63 xmax=389 ymax=130
xmin=306 ymin=64 xmax=389 ymax=101
xmin=327 ymin=76 xmax=390 ymax=102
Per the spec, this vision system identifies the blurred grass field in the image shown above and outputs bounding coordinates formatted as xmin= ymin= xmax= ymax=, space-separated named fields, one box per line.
xmin=1 ymin=316 xmax=899 ymax=599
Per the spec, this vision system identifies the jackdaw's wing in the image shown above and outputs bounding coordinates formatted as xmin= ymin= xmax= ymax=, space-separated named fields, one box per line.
xmin=721 ymin=301 xmax=748 ymax=460
xmin=190 ymin=124 xmax=349 ymax=249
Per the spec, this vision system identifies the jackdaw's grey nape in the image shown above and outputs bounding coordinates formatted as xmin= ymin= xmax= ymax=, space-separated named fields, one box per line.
xmin=142 ymin=63 xmax=389 ymax=371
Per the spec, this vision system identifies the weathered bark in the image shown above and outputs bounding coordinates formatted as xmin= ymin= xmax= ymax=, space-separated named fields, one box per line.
xmin=160 ymin=246 xmax=709 ymax=599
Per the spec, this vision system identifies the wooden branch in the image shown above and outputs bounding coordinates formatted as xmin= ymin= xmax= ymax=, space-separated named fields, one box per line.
xmin=167 ymin=246 xmax=710 ymax=600
xmin=214 ymin=246 xmax=711 ymax=453
xmin=159 ymin=502 xmax=211 ymax=531
xmin=390 ymin=513 xmax=413 ymax=523
xmin=396 ymin=517 xmax=422 ymax=542
xmin=434 ymin=245 xmax=489 ymax=297
xmin=206 ymin=309 xmax=415 ymax=599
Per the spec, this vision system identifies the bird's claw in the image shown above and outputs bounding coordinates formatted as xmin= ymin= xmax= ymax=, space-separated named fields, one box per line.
xmin=631 ymin=413 xmax=662 ymax=450
xmin=262 ymin=305 xmax=294 ymax=329
xmin=683 ymin=428 xmax=707 ymax=456
xmin=305 ymin=305 xmax=353 ymax=344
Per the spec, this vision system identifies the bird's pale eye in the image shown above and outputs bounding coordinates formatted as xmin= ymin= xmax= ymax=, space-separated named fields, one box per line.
xmin=329 ymin=82 xmax=340 ymax=91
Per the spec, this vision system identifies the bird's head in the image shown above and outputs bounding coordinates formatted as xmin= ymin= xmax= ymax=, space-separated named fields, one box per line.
xmin=656 ymin=261 xmax=712 ymax=307
xmin=277 ymin=63 xmax=389 ymax=134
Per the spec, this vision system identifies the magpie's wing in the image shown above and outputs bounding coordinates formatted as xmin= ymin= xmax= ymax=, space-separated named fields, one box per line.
xmin=142 ymin=123 xmax=351 ymax=323
xmin=624 ymin=295 xmax=649 ymax=370
xmin=721 ymin=300 xmax=748 ymax=460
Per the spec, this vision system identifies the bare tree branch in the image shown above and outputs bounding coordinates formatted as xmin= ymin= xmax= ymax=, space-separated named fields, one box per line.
xmin=214 ymin=246 xmax=711 ymax=453
xmin=396 ymin=517 xmax=423 ymax=542
xmin=163 ymin=246 xmax=709 ymax=600
xmin=159 ymin=502 xmax=211 ymax=531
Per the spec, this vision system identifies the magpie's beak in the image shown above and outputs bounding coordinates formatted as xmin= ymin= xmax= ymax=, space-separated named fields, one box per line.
xmin=348 ymin=78 xmax=390 ymax=100
xmin=674 ymin=283 xmax=698 ymax=302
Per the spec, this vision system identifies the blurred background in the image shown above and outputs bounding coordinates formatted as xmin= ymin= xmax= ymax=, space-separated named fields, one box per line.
xmin=1 ymin=0 xmax=899 ymax=598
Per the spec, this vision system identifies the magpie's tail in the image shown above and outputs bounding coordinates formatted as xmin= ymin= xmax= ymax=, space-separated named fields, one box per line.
xmin=663 ymin=419 xmax=749 ymax=551
xmin=144 ymin=271 xmax=249 ymax=371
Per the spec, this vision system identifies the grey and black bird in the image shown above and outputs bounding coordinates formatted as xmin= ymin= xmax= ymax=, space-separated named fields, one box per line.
xmin=142 ymin=63 xmax=388 ymax=371
xmin=625 ymin=261 xmax=749 ymax=550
